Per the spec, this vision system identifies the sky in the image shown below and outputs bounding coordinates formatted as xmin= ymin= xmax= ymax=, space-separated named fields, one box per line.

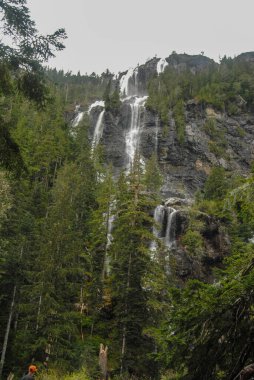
xmin=27 ymin=0 xmax=254 ymax=76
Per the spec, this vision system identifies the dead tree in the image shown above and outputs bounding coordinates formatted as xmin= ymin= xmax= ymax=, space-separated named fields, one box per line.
xmin=99 ymin=343 xmax=108 ymax=380
xmin=233 ymin=363 xmax=254 ymax=380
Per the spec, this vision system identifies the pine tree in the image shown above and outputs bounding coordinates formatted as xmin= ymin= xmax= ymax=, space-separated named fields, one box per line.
xmin=13 ymin=162 xmax=96 ymax=371
xmin=108 ymin=158 xmax=158 ymax=377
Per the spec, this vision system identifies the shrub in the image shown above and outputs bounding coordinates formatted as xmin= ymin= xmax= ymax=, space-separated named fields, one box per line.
xmin=37 ymin=368 xmax=91 ymax=380
xmin=181 ymin=230 xmax=204 ymax=256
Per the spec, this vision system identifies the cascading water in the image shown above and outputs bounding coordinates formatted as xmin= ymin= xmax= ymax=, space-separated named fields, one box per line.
xmin=150 ymin=205 xmax=165 ymax=251
xmin=70 ymin=107 xmax=85 ymax=136
xmin=88 ymin=100 xmax=105 ymax=151
xmin=125 ymin=96 xmax=148 ymax=167
xmin=120 ymin=68 xmax=134 ymax=97
xmin=155 ymin=115 xmax=160 ymax=156
xmin=119 ymin=66 xmax=151 ymax=169
xmin=120 ymin=67 xmax=139 ymax=98
xmin=88 ymin=100 xmax=105 ymax=113
xmin=102 ymin=202 xmax=116 ymax=279
xmin=157 ymin=58 xmax=168 ymax=75
xmin=165 ymin=207 xmax=178 ymax=248
xmin=106 ymin=213 xmax=114 ymax=249
xmin=150 ymin=205 xmax=178 ymax=250
xmin=91 ymin=110 xmax=105 ymax=151
xmin=72 ymin=112 xmax=84 ymax=128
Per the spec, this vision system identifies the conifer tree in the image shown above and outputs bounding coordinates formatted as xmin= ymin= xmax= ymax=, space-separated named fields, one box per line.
xmin=108 ymin=157 xmax=158 ymax=377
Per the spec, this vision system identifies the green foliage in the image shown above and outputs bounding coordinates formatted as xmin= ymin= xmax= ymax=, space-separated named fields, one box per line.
xmin=173 ymin=100 xmax=185 ymax=144
xmin=203 ymin=118 xmax=228 ymax=159
xmin=0 ymin=0 xmax=67 ymax=175
xmin=45 ymin=68 xmax=112 ymax=106
xmin=144 ymin=153 xmax=163 ymax=193
xmin=203 ymin=167 xmax=229 ymax=201
xmin=203 ymin=118 xmax=217 ymax=137
xmin=2 ymin=43 xmax=254 ymax=380
xmin=104 ymin=80 xmax=121 ymax=115
xmin=0 ymin=170 xmax=12 ymax=224
xmin=107 ymin=159 xmax=160 ymax=378
xmin=37 ymin=367 xmax=91 ymax=380
xmin=181 ymin=230 xmax=204 ymax=256
xmin=147 ymin=55 xmax=254 ymax=131
xmin=0 ymin=0 xmax=67 ymax=85
xmin=158 ymin=242 xmax=254 ymax=379
xmin=150 ymin=171 xmax=254 ymax=379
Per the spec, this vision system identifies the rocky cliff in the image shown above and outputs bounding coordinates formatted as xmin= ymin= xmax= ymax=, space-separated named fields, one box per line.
xmin=72 ymin=52 xmax=254 ymax=281
xmin=87 ymin=52 xmax=254 ymax=199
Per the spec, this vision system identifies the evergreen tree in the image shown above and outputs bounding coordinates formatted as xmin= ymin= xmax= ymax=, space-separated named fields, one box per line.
xmin=144 ymin=153 xmax=163 ymax=193
xmin=108 ymin=158 xmax=158 ymax=378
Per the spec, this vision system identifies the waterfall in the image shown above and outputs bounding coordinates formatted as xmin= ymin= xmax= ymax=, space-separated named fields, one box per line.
xmin=70 ymin=108 xmax=85 ymax=136
xmin=150 ymin=205 xmax=165 ymax=251
xmin=87 ymin=100 xmax=106 ymax=151
xmin=165 ymin=207 xmax=177 ymax=248
xmin=120 ymin=67 xmax=138 ymax=97
xmin=106 ymin=213 xmax=114 ymax=248
xmin=157 ymin=58 xmax=168 ymax=74
xmin=103 ymin=203 xmax=115 ymax=278
xmin=72 ymin=111 xmax=84 ymax=128
xmin=155 ymin=115 xmax=160 ymax=156
xmin=150 ymin=205 xmax=178 ymax=250
xmin=120 ymin=68 xmax=134 ymax=97
xmin=92 ymin=110 xmax=105 ymax=150
xmin=88 ymin=100 xmax=105 ymax=113
xmin=153 ymin=205 xmax=165 ymax=238
xmin=125 ymin=96 xmax=148 ymax=167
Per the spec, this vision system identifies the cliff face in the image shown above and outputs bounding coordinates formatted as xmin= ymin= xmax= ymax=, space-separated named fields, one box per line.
xmin=141 ymin=104 xmax=254 ymax=198
xmin=173 ymin=207 xmax=230 ymax=283
xmin=92 ymin=98 xmax=254 ymax=199
xmin=82 ymin=52 xmax=254 ymax=281
xmin=87 ymin=52 xmax=254 ymax=199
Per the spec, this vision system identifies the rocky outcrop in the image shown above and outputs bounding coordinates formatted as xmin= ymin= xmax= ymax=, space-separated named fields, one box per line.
xmin=166 ymin=53 xmax=216 ymax=74
xmin=87 ymin=53 xmax=254 ymax=200
xmin=98 ymin=100 xmax=254 ymax=198
xmin=117 ymin=53 xmax=216 ymax=98
xmin=166 ymin=205 xmax=230 ymax=283
xmin=235 ymin=51 xmax=254 ymax=63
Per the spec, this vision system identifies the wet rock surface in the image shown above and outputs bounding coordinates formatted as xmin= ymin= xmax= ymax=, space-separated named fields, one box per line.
xmin=96 ymin=102 xmax=254 ymax=198
xmin=87 ymin=52 xmax=254 ymax=199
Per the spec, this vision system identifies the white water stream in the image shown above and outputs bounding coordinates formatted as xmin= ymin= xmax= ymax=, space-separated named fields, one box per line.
xmin=91 ymin=110 xmax=105 ymax=151
xmin=125 ymin=96 xmax=148 ymax=167
xmin=120 ymin=67 xmax=138 ymax=97
xmin=157 ymin=58 xmax=168 ymax=74
xmin=164 ymin=207 xmax=177 ymax=248
xmin=72 ymin=112 xmax=84 ymax=128
xmin=150 ymin=205 xmax=178 ymax=250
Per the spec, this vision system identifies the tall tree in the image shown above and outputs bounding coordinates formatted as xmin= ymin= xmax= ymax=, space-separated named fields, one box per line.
xmin=107 ymin=158 xmax=158 ymax=377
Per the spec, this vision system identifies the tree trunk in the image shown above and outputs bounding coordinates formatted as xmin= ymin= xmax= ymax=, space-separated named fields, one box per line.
xmin=0 ymin=286 xmax=17 ymax=379
xmin=99 ymin=344 xmax=108 ymax=380
xmin=36 ymin=293 xmax=42 ymax=332
xmin=120 ymin=252 xmax=132 ymax=374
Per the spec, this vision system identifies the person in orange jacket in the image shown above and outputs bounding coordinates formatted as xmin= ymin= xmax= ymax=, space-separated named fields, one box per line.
xmin=20 ymin=365 xmax=37 ymax=380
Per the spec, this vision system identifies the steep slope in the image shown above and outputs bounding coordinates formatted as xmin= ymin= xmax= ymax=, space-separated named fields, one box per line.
xmin=84 ymin=52 xmax=254 ymax=199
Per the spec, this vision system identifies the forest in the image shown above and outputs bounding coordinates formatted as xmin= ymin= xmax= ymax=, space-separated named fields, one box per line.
xmin=1 ymin=1 xmax=254 ymax=380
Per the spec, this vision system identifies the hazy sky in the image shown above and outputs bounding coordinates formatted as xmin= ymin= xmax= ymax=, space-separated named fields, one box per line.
xmin=27 ymin=0 xmax=254 ymax=75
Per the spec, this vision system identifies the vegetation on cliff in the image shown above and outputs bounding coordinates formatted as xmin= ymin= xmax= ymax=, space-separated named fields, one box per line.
xmin=1 ymin=2 xmax=254 ymax=379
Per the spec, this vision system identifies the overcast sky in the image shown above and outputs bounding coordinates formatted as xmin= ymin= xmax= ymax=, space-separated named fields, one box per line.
xmin=27 ymin=0 xmax=254 ymax=76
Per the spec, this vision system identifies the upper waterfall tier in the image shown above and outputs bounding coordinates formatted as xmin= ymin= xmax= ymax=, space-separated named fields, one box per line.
xmin=125 ymin=96 xmax=148 ymax=167
xmin=157 ymin=58 xmax=168 ymax=74
xmin=120 ymin=67 xmax=139 ymax=97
